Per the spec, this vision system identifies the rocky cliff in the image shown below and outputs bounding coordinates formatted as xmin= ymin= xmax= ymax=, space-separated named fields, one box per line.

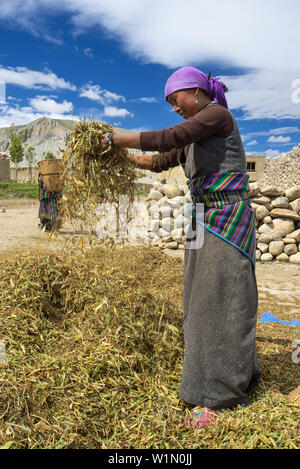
xmin=0 ymin=117 xmax=76 ymax=163
xmin=0 ymin=117 xmax=142 ymax=165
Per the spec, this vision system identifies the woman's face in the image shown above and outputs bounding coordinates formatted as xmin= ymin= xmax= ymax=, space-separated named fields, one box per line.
xmin=167 ymin=88 xmax=209 ymax=119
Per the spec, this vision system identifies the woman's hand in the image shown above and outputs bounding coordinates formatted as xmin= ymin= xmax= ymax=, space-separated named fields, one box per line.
xmin=101 ymin=133 xmax=111 ymax=146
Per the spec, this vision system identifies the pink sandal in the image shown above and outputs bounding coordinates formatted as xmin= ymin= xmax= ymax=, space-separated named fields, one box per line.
xmin=183 ymin=406 xmax=219 ymax=429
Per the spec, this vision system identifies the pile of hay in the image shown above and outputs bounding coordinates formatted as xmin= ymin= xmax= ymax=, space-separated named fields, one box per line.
xmin=60 ymin=119 xmax=138 ymax=235
xmin=0 ymin=247 xmax=299 ymax=449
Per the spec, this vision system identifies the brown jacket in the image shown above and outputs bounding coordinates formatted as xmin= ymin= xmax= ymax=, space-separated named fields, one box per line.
xmin=140 ymin=103 xmax=233 ymax=172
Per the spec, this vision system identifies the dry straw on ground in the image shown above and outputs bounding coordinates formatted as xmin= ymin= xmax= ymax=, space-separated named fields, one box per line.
xmin=0 ymin=246 xmax=299 ymax=449
xmin=60 ymin=119 xmax=138 ymax=236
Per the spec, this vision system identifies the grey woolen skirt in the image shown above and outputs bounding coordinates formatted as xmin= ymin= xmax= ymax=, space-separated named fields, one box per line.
xmin=179 ymin=227 xmax=261 ymax=409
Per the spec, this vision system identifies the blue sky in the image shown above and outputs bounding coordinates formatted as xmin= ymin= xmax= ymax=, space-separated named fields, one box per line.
xmin=0 ymin=0 xmax=300 ymax=158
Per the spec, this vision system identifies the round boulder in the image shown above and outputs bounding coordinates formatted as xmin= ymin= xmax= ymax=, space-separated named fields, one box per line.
xmin=276 ymin=253 xmax=289 ymax=262
xmin=285 ymin=185 xmax=300 ymax=202
xmin=271 ymin=197 xmax=289 ymax=209
xmin=269 ymin=241 xmax=284 ymax=256
xmin=147 ymin=189 xmax=164 ymax=201
xmin=284 ymin=244 xmax=298 ymax=256
xmin=256 ymin=205 xmax=270 ymax=220
xmin=289 ymin=252 xmax=300 ymax=264
xmin=261 ymin=253 xmax=273 ymax=262
xmin=161 ymin=184 xmax=184 ymax=199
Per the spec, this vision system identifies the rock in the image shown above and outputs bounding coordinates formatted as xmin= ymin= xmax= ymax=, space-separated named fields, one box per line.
xmin=148 ymin=205 xmax=160 ymax=220
xmin=270 ymin=208 xmax=300 ymax=221
xmin=152 ymin=182 xmax=164 ymax=193
xmin=183 ymin=224 xmax=191 ymax=235
xmin=147 ymin=189 xmax=164 ymax=201
xmin=173 ymin=208 xmax=181 ymax=219
xmin=178 ymin=184 xmax=189 ymax=195
xmin=256 ymin=249 xmax=261 ymax=261
xmin=257 ymin=233 xmax=274 ymax=244
xmin=161 ymin=241 xmax=178 ymax=249
xmin=285 ymin=185 xmax=300 ymax=201
xmin=257 ymin=242 xmax=269 ymax=254
xmin=263 ymin=216 xmax=272 ymax=224
xmin=160 ymin=217 xmax=174 ymax=232
xmin=252 ymin=196 xmax=271 ymax=206
xmin=257 ymin=218 xmax=295 ymax=237
xmin=269 ymin=241 xmax=284 ymax=256
xmin=171 ymin=228 xmax=184 ymax=242
xmin=158 ymin=228 xmax=172 ymax=240
xmin=282 ymin=237 xmax=296 ymax=244
xmin=271 ymin=197 xmax=289 ymax=209
xmin=256 ymin=205 xmax=270 ymax=220
xmin=260 ymin=186 xmax=284 ymax=197
xmin=248 ymin=182 xmax=260 ymax=198
xmin=148 ymin=219 xmax=160 ymax=233
xmin=289 ymin=198 xmax=300 ymax=214
xmin=185 ymin=192 xmax=192 ymax=202
xmin=284 ymin=244 xmax=298 ymax=256
xmin=289 ymin=252 xmax=300 ymax=264
xmin=276 ymin=253 xmax=289 ymax=262
xmin=167 ymin=196 xmax=186 ymax=208
xmin=161 ymin=184 xmax=183 ymax=199
xmin=261 ymin=253 xmax=273 ymax=262
xmin=251 ymin=202 xmax=259 ymax=213
xmin=174 ymin=214 xmax=191 ymax=229
xmin=1 ymin=207 xmax=5 ymax=213
xmin=178 ymin=244 xmax=185 ymax=250
xmin=158 ymin=196 xmax=169 ymax=206
xmin=287 ymin=229 xmax=300 ymax=242
xmin=160 ymin=206 xmax=173 ymax=218
xmin=151 ymin=237 xmax=162 ymax=246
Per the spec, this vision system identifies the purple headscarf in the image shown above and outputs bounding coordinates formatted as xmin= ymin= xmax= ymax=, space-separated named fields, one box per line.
xmin=164 ymin=66 xmax=228 ymax=109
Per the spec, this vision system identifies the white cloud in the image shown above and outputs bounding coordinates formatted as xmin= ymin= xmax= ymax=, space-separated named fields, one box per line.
xmin=246 ymin=140 xmax=258 ymax=146
xmin=0 ymin=101 xmax=79 ymax=128
xmin=0 ymin=65 xmax=76 ymax=91
xmin=133 ymin=97 xmax=158 ymax=103
xmin=84 ymin=47 xmax=93 ymax=58
xmin=242 ymin=127 xmax=300 ymax=144
xmin=265 ymin=149 xmax=281 ymax=158
xmin=104 ymin=106 xmax=133 ymax=118
xmin=1 ymin=1 xmax=300 ymax=120
xmin=30 ymin=97 xmax=72 ymax=114
xmin=222 ymin=70 xmax=300 ymax=120
xmin=267 ymin=135 xmax=291 ymax=143
xmin=79 ymin=83 xmax=126 ymax=105
xmin=0 ymin=1 xmax=299 ymax=70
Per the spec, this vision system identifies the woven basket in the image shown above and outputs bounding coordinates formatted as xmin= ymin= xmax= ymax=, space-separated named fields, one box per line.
xmin=38 ymin=159 xmax=64 ymax=193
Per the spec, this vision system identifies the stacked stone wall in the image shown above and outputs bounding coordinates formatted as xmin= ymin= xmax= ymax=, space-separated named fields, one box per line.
xmin=260 ymin=144 xmax=300 ymax=189
xmin=143 ymin=182 xmax=300 ymax=264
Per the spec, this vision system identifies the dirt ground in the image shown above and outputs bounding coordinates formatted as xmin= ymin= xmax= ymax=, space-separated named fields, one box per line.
xmin=0 ymin=198 xmax=299 ymax=322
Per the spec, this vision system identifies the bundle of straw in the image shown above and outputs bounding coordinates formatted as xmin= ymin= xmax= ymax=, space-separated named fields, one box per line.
xmin=61 ymin=119 xmax=138 ymax=234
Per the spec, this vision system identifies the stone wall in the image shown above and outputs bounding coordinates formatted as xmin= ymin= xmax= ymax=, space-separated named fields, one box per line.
xmin=10 ymin=166 xmax=39 ymax=184
xmin=260 ymin=144 xmax=300 ymax=189
xmin=0 ymin=154 xmax=10 ymax=182
xmin=143 ymin=181 xmax=300 ymax=264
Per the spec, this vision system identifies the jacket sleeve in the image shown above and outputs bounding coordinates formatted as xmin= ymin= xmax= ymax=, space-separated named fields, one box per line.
xmin=140 ymin=104 xmax=233 ymax=153
xmin=150 ymin=149 xmax=180 ymax=173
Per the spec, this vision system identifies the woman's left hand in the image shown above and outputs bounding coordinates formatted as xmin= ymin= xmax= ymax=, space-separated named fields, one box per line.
xmin=101 ymin=133 xmax=110 ymax=146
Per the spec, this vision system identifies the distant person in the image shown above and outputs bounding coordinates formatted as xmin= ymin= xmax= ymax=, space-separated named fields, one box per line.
xmin=100 ymin=66 xmax=260 ymax=429
xmin=38 ymin=158 xmax=62 ymax=232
